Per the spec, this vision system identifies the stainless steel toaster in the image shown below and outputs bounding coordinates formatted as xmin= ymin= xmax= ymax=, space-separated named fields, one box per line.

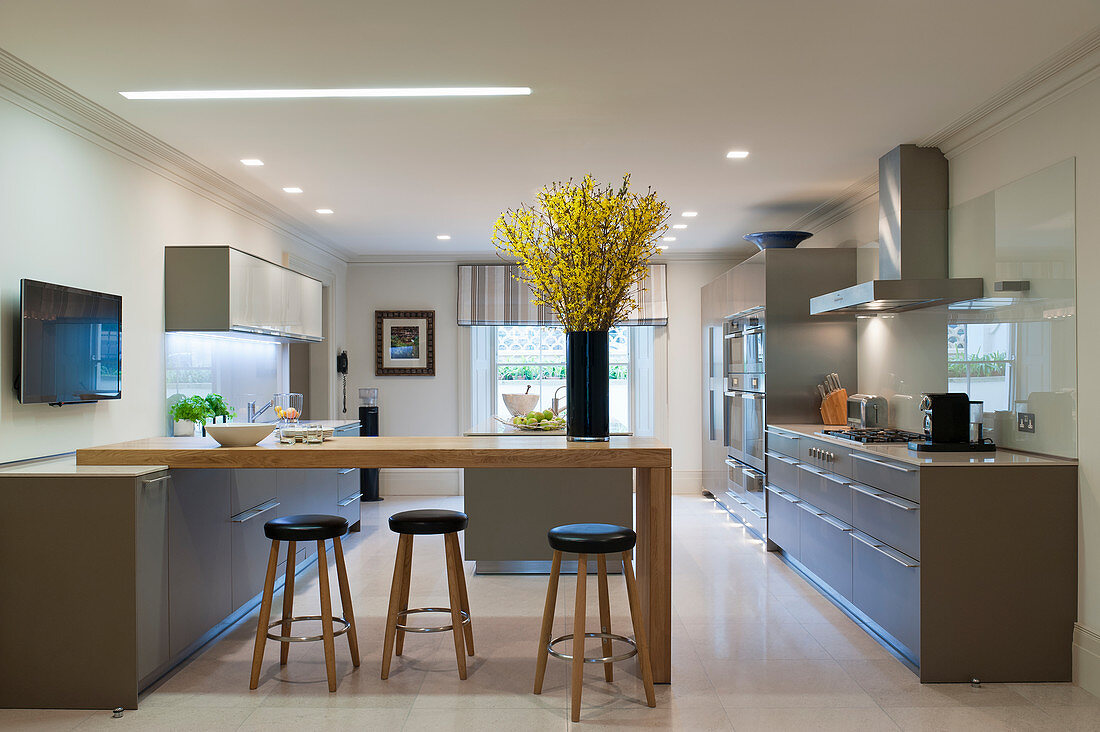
xmin=847 ymin=394 xmax=888 ymax=428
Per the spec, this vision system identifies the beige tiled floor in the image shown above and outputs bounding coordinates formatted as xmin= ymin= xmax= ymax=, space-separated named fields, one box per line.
xmin=5 ymin=494 xmax=1099 ymax=730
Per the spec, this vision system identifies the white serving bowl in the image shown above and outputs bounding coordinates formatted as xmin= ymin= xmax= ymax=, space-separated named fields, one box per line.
xmin=204 ymin=423 xmax=275 ymax=447
xmin=502 ymin=393 xmax=540 ymax=417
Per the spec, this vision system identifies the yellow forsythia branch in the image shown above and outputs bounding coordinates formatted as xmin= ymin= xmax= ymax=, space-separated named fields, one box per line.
xmin=491 ymin=174 xmax=669 ymax=332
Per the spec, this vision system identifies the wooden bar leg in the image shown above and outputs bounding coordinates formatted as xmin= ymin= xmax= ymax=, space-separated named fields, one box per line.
xmin=635 ymin=466 xmax=672 ymax=684
xmin=381 ymin=534 xmax=410 ymax=680
xmin=317 ymin=540 xmax=338 ymax=692
xmin=449 ymin=532 xmax=475 ymax=655
xmin=571 ymin=553 xmax=587 ymax=723
xmin=533 ymin=550 xmax=562 ymax=694
xmin=596 ymin=554 xmax=614 ymax=682
xmin=333 ymin=537 xmax=360 ymax=668
xmin=395 ymin=533 xmax=414 ymax=656
xmin=622 ymin=551 xmax=656 ymax=708
xmin=444 ymin=531 xmax=468 ymax=679
xmin=249 ymin=540 xmax=280 ymax=690
xmin=279 ymin=541 xmax=296 ymax=665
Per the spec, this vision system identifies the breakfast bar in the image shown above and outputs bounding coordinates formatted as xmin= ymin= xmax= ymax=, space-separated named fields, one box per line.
xmin=75 ymin=435 xmax=675 ymax=684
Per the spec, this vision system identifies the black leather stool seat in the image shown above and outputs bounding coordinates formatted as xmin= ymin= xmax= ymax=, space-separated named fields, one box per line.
xmin=389 ymin=509 xmax=469 ymax=535
xmin=548 ymin=523 xmax=637 ymax=554
xmin=264 ymin=514 xmax=349 ymax=541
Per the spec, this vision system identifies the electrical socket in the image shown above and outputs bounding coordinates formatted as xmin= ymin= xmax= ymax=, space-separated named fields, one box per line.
xmin=1017 ymin=412 xmax=1036 ymax=433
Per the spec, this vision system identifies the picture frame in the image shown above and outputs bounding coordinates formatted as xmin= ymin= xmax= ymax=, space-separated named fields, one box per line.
xmin=375 ymin=310 xmax=435 ymax=376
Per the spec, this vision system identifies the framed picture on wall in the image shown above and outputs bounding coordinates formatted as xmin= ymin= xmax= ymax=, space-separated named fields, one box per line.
xmin=375 ymin=310 xmax=435 ymax=376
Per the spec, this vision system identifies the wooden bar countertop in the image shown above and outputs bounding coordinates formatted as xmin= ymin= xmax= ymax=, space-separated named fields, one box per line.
xmin=75 ymin=435 xmax=673 ymax=470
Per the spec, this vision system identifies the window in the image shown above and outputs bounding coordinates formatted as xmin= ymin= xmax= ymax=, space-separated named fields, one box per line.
xmin=494 ymin=325 xmax=631 ymax=427
xmin=947 ymin=322 xmax=1015 ymax=412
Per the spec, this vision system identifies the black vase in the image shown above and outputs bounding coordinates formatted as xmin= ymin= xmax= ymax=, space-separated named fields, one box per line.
xmin=565 ymin=330 xmax=610 ymax=442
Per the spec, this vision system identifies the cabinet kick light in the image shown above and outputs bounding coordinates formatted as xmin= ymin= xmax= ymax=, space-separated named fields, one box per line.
xmin=120 ymin=87 xmax=532 ymax=100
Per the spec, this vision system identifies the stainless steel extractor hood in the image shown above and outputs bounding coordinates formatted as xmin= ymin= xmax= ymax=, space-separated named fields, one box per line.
xmin=810 ymin=144 xmax=983 ymax=315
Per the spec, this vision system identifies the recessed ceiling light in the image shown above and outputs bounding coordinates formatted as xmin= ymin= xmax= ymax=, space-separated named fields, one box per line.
xmin=672 ymin=224 xmax=687 ymax=229
xmin=436 ymin=234 xmax=451 ymax=240
xmin=681 ymin=211 xmax=698 ymax=217
xmin=240 ymin=158 xmax=264 ymax=166
xmin=120 ymin=87 xmax=532 ymax=100
xmin=315 ymin=208 xmax=334 ymax=215
xmin=662 ymin=237 xmax=676 ymax=242
xmin=726 ymin=150 xmax=750 ymax=159
xmin=282 ymin=186 xmax=303 ymax=193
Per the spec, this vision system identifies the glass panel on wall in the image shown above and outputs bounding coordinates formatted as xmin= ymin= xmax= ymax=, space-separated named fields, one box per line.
xmin=495 ymin=325 xmax=630 ymax=428
xmin=947 ymin=322 xmax=1015 ymax=412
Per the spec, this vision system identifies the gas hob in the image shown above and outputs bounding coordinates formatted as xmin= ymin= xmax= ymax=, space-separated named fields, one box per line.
xmin=819 ymin=427 xmax=924 ymax=444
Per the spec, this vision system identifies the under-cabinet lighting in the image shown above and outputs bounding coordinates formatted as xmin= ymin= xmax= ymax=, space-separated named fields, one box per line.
xmin=726 ymin=150 xmax=750 ymax=159
xmin=240 ymin=158 xmax=264 ymax=166
xmin=681 ymin=211 xmax=698 ymax=217
xmin=120 ymin=87 xmax=533 ymax=100
xmin=315 ymin=208 xmax=334 ymax=215
xmin=436 ymin=234 xmax=451 ymax=240
xmin=282 ymin=187 xmax=303 ymax=193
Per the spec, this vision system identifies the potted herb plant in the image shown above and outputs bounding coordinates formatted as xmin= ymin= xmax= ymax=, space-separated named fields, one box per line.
xmin=168 ymin=395 xmax=209 ymax=437
xmin=204 ymin=393 xmax=236 ymax=424
xmin=493 ymin=174 xmax=668 ymax=441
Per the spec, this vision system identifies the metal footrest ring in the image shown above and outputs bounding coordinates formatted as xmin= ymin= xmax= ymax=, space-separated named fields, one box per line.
xmin=266 ymin=615 xmax=350 ymax=643
xmin=395 ymin=607 xmax=471 ymax=633
xmin=547 ymin=632 xmax=638 ymax=664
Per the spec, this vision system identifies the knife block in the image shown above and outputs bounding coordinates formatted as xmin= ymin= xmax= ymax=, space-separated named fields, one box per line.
xmin=820 ymin=389 xmax=848 ymax=426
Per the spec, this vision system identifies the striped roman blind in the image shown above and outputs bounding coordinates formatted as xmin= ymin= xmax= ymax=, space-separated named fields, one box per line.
xmin=457 ymin=263 xmax=668 ymax=326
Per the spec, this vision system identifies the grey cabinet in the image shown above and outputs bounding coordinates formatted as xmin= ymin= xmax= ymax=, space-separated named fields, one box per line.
xmin=336 ymin=468 xmax=361 ymax=528
xmin=850 ymin=452 xmax=919 ymax=502
xmin=797 ymin=501 xmax=853 ymax=601
xmin=168 ymin=469 xmax=232 ymax=657
xmin=797 ymin=464 xmax=853 ymax=524
xmin=230 ymin=497 xmax=281 ymax=609
xmin=765 ymin=450 xmax=800 ymax=496
xmin=765 ymin=486 xmax=800 ymax=559
xmin=135 ymin=473 xmax=171 ymax=683
xmin=852 ymin=531 xmax=920 ymax=655
xmin=851 ymin=482 xmax=920 ymax=559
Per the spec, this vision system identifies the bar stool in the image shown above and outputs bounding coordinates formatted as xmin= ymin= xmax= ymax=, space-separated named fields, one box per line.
xmin=534 ymin=523 xmax=656 ymax=722
xmin=249 ymin=514 xmax=360 ymax=692
xmin=382 ymin=509 xmax=474 ymax=680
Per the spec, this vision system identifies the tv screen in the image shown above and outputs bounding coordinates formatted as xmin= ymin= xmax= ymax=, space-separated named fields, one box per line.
xmin=17 ymin=279 xmax=122 ymax=405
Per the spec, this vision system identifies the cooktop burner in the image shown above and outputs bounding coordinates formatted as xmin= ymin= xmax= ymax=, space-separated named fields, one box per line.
xmin=820 ymin=428 xmax=925 ymax=444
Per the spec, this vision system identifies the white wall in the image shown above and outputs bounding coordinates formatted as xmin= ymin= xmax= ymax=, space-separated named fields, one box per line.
xmin=0 ymin=96 xmax=346 ymax=463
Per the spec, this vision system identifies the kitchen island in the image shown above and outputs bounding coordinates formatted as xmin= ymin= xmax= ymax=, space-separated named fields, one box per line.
xmin=75 ymin=435 xmax=674 ymax=687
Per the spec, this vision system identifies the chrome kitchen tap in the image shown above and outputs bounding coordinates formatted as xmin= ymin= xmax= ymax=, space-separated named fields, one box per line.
xmin=552 ymin=385 xmax=567 ymax=416
xmin=246 ymin=399 xmax=273 ymax=423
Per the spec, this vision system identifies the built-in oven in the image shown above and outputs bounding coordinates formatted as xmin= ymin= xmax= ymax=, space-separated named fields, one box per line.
xmin=725 ymin=312 xmax=765 ymax=376
xmin=725 ymin=388 xmax=765 ymax=472
xmin=724 ymin=457 xmax=766 ymax=521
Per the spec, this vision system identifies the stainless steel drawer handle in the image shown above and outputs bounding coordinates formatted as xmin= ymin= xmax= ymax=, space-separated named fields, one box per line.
xmin=821 ymin=473 xmax=849 ymax=486
xmin=767 ymin=487 xmax=801 ymax=503
xmin=337 ymin=493 xmax=363 ymax=507
xmin=337 ymin=468 xmax=356 ymax=475
xmin=724 ymin=458 xmax=741 ymax=469
xmin=818 ymin=513 xmax=853 ymax=531
xmin=796 ymin=501 xmax=824 ymax=516
xmin=852 ymin=531 xmax=919 ymax=568
xmin=851 ymin=453 xmax=917 ymax=473
xmin=765 ymin=429 xmax=798 ymax=441
xmin=850 ymin=483 xmax=918 ymax=510
xmin=141 ymin=475 xmax=171 ymax=487
xmin=765 ymin=451 xmax=798 ymax=464
xmin=231 ymin=499 xmax=280 ymax=523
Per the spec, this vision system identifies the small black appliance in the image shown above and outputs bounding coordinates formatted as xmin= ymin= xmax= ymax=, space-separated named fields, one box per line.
xmin=909 ymin=392 xmax=995 ymax=452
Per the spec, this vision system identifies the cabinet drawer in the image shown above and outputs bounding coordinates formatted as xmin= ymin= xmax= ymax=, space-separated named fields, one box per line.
xmin=766 ymin=451 xmax=800 ymax=495
xmin=766 ymin=486 xmax=800 ymax=559
xmin=850 ymin=452 xmax=919 ymax=502
xmin=851 ymin=482 xmax=920 ymax=559
xmin=798 ymin=501 xmax=853 ymax=601
xmin=798 ymin=465 xmax=853 ymax=524
xmin=766 ymin=428 xmax=800 ymax=459
xmin=336 ymin=468 xmax=361 ymax=528
xmin=852 ymin=530 xmax=920 ymax=657
xmin=230 ymin=498 xmax=280 ymax=609
xmin=799 ymin=437 xmax=853 ymax=477
xmin=231 ymin=469 xmax=277 ymax=516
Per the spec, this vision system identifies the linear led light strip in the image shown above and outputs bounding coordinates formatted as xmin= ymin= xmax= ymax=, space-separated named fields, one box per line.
xmin=120 ymin=87 xmax=532 ymax=100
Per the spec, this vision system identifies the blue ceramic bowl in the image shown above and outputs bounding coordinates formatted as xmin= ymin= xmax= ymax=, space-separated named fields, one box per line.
xmin=743 ymin=231 xmax=814 ymax=250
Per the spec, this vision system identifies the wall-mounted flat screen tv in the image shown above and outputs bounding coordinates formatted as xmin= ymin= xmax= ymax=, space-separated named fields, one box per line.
xmin=16 ymin=279 xmax=122 ymax=405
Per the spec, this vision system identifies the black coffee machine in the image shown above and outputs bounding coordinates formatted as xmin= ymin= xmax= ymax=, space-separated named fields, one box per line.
xmin=908 ymin=392 xmax=996 ymax=452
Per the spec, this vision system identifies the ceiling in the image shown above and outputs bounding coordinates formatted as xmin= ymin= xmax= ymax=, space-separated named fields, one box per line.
xmin=2 ymin=1 xmax=1098 ymax=260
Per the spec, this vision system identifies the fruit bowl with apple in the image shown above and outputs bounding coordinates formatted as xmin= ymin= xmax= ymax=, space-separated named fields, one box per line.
xmin=494 ymin=408 xmax=566 ymax=431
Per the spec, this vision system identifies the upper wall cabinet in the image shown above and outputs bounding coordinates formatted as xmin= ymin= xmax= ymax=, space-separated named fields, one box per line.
xmin=165 ymin=246 xmax=323 ymax=342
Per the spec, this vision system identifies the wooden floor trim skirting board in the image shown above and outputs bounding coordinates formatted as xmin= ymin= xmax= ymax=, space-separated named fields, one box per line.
xmin=1074 ymin=623 xmax=1100 ymax=695
xmin=380 ymin=468 xmax=700 ymax=496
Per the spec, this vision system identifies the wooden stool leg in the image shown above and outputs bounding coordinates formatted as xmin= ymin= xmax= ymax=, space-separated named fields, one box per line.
xmin=249 ymin=540 xmax=280 ymax=690
xmin=596 ymin=553 xmax=614 ymax=682
xmin=279 ymin=541 xmax=296 ymax=665
xmin=571 ymin=553 xmax=587 ymax=723
xmin=317 ymin=540 xmax=338 ymax=692
xmin=622 ymin=551 xmax=656 ymax=708
xmin=381 ymin=534 xmax=411 ymax=679
xmin=394 ymin=533 xmax=414 ymax=656
xmin=533 ymin=550 xmax=562 ymax=694
xmin=333 ymin=537 xmax=360 ymax=668
xmin=444 ymin=531 xmax=468 ymax=679
xmin=448 ymin=532 xmax=475 ymax=655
